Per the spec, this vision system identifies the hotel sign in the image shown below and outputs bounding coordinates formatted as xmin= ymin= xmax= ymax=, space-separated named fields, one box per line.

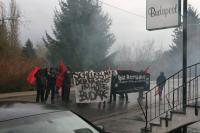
xmin=146 ymin=0 xmax=181 ymax=30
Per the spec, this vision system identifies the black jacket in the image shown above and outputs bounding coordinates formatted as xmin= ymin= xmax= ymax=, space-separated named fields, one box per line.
xmin=62 ymin=72 xmax=71 ymax=87
xmin=156 ymin=74 xmax=166 ymax=87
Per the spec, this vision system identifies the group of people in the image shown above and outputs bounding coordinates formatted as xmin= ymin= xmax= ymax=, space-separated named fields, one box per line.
xmin=109 ymin=70 xmax=129 ymax=103
xmin=34 ymin=67 xmax=72 ymax=104
xmin=34 ymin=66 xmax=166 ymax=105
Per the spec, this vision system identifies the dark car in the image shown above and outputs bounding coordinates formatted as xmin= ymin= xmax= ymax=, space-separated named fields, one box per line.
xmin=0 ymin=101 xmax=106 ymax=133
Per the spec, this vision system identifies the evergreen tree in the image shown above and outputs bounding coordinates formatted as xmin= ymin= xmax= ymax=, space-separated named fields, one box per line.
xmin=22 ymin=39 xmax=36 ymax=58
xmin=169 ymin=5 xmax=200 ymax=65
xmin=44 ymin=0 xmax=115 ymax=71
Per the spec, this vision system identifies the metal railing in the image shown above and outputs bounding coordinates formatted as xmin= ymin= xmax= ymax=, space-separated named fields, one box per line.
xmin=143 ymin=62 xmax=200 ymax=131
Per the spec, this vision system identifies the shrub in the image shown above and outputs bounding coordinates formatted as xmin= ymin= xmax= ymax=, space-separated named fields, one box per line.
xmin=0 ymin=55 xmax=45 ymax=93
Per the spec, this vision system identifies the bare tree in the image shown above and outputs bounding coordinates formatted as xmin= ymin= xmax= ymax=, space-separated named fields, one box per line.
xmin=0 ymin=2 xmax=9 ymax=56
xmin=9 ymin=0 xmax=20 ymax=48
xmin=114 ymin=40 xmax=158 ymax=71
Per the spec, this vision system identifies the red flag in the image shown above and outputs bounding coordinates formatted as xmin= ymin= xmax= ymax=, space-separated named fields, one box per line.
xmin=56 ymin=61 xmax=68 ymax=89
xmin=56 ymin=73 xmax=64 ymax=89
xmin=27 ymin=66 xmax=40 ymax=85
xmin=155 ymin=86 xmax=161 ymax=96
xmin=59 ymin=61 xmax=67 ymax=73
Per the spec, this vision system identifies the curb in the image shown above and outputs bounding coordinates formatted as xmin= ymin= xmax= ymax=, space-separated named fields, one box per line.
xmin=0 ymin=89 xmax=76 ymax=99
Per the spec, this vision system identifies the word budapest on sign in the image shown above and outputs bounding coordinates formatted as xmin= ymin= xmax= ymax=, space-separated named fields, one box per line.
xmin=113 ymin=70 xmax=150 ymax=93
xmin=146 ymin=0 xmax=181 ymax=30
xmin=73 ymin=70 xmax=112 ymax=103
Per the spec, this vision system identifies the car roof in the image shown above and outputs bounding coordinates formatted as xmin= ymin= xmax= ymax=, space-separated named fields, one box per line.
xmin=0 ymin=101 xmax=68 ymax=122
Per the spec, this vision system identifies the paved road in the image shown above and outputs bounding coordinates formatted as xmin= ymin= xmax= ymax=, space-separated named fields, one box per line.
xmin=1 ymin=82 xmax=200 ymax=132
xmin=0 ymin=82 xmax=155 ymax=133
xmin=0 ymin=91 xmax=144 ymax=120
xmin=94 ymin=105 xmax=145 ymax=133
xmin=0 ymin=91 xmax=147 ymax=132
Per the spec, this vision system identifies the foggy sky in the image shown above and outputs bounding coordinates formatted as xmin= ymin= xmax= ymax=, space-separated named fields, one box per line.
xmin=1 ymin=0 xmax=200 ymax=51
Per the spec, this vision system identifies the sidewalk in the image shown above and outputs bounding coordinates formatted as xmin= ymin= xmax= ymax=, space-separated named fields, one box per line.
xmin=0 ymin=91 xmax=35 ymax=99
xmin=0 ymin=87 xmax=76 ymax=99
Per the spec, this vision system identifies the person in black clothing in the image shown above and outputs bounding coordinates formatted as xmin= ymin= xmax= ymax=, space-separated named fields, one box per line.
xmin=34 ymin=70 xmax=45 ymax=103
xmin=108 ymin=70 xmax=117 ymax=103
xmin=125 ymin=93 xmax=129 ymax=102
xmin=61 ymin=72 xmax=66 ymax=102
xmin=156 ymin=72 xmax=166 ymax=100
xmin=62 ymin=69 xmax=72 ymax=103
xmin=45 ymin=68 xmax=56 ymax=104
xmin=119 ymin=92 xmax=128 ymax=102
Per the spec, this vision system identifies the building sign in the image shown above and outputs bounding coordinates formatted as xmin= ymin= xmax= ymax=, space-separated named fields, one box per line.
xmin=146 ymin=0 xmax=181 ymax=30
xmin=113 ymin=70 xmax=150 ymax=93
xmin=73 ymin=70 xmax=112 ymax=103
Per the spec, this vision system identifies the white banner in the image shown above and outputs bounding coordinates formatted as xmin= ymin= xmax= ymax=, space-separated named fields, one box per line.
xmin=73 ymin=70 xmax=112 ymax=103
xmin=146 ymin=0 xmax=181 ymax=30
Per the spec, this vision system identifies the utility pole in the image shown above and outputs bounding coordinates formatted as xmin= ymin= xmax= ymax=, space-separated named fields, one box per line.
xmin=96 ymin=0 xmax=99 ymax=6
xmin=182 ymin=0 xmax=187 ymax=132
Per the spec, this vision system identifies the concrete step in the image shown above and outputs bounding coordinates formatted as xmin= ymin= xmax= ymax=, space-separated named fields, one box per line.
xmin=142 ymin=105 xmax=200 ymax=133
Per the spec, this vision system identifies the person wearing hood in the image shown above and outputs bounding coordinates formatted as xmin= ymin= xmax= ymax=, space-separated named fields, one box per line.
xmin=156 ymin=72 xmax=166 ymax=100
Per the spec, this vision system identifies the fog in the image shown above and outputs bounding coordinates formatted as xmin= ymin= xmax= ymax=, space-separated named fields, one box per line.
xmin=0 ymin=0 xmax=174 ymax=50
xmin=1 ymin=0 xmax=199 ymax=49
xmin=1 ymin=0 xmax=200 ymax=77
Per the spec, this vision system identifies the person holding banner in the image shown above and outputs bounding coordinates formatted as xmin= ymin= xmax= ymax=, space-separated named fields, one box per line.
xmin=34 ymin=69 xmax=46 ymax=103
xmin=108 ymin=70 xmax=117 ymax=103
xmin=119 ymin=92 xmax=128 ymax=102
xmin=156 ymin=72 xmax=166 ymax=100
xmin=62 ymin=67 xmax=72 ymax=103
xmin=45 ymin=68 xmax=56 ymax=104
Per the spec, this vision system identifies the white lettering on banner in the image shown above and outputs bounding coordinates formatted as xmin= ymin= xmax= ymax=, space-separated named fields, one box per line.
xmin=73 ymin=70 xmax=112 ymax=103
xmin=146 ymin=0 xmax=181 ymax=30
